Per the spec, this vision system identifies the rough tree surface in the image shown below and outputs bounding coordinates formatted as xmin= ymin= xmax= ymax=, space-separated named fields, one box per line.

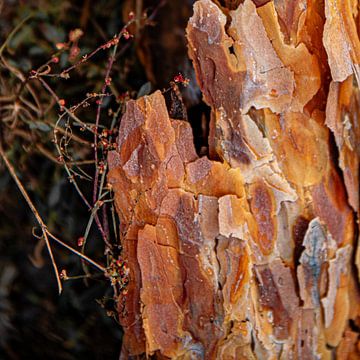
xmin=108 ymin=0 xmax=360 ymax=358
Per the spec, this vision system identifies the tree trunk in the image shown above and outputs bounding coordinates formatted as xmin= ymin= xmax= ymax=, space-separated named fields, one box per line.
xmin=109 ymin=0 xmax=360 ymax=358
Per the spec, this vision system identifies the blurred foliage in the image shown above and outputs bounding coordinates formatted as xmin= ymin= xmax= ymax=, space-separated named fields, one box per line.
xmin=0 ymin=0 xmax=150 ymax=358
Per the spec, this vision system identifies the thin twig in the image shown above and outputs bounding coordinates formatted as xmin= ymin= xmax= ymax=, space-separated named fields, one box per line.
xmin=53 ymin=117 xmax=112 ymax=249
xmin=41 ymin=19 xmax=135 ymax=80
xmin=47 ymin=232 xmax=105 ymax=272
xmin=0 ymin=143 xmax=106 ymax=294
xmin=93 ymin=49 xmax=118 ymax=204
xmin=91 ymin=28 xmax=127 ymax=251
xmin=0 ymin=143 xmax=62 ymax=293
xmin=37 ymin=77 xmax=98 ymax=135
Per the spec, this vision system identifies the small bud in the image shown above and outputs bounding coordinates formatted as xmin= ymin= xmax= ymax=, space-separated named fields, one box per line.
xmin=52 ymin=56 xmax=59 ymax=63
xmin=77 ymin=237 xmax=85 ymax=247
xmin=60 ymin=72 xmax=70 ymax=79
xmin=116 ymin=259 xmax=122 ymax=267
xmin=122 ymin=29 xmax=132 ymax=40
xmin=102 ymin=129 xmax=109 ymax=137
xmin=60 ymin=269 xmax=68 ymax=280
xmin=56 ymin=42 xmax=66 ymax=50
xmin=58 ymin=99 xmax=66 ymax=107
xmin=98 ymin=161 xmax=105 ymax=174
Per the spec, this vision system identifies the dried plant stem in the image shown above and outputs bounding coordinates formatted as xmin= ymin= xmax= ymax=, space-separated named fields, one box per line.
xmin=0 ymin=144 xmax=106 ymax=295
xmin=91 ymin=30 xmax=126 ymax=251
xmin=35 ymin=143 xmax=95 ymax=166
xmin=46 ymin=232 xmax=105 ymax=272
xmin=0 ymin=144 xmax=63 ymax=293
xmin=37 ymin=77 xmax=97 ymax=135
xmin=44 ymin=120 xmax=91 ymax=145
xmin=92 ymin=51 xmax=118 ymax=204
xmin=52 ymin=117 xmax=113 ymax=251
xmin=41 ymin=18 xmax=135 ymax=80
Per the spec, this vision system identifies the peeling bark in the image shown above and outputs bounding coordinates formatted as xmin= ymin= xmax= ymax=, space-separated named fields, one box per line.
xmin=109 ymin=0 xmax=360 ymax=358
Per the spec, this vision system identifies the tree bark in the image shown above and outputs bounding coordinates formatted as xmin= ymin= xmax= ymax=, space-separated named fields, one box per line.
xmin=109 ymin=0 xmax=360 ymax=358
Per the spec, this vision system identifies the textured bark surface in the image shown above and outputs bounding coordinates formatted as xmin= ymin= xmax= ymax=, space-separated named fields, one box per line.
xmin=109 ymin=0 xmax=360 ymax=358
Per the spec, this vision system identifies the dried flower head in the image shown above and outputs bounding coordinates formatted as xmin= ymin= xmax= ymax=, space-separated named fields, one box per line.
xmin=174 ymin=73 xmax=190 ymax=86
xmin=69 ymin=28 xmax=84 ymax=42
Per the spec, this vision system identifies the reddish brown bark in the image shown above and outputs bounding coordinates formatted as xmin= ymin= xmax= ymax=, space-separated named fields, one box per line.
xmin=109 ymin=0 xmax=360 ymax=358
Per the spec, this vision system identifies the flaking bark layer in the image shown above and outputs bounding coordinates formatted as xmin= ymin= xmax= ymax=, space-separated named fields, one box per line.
xmin=109 ymin=0 xmax=360 ymax=358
